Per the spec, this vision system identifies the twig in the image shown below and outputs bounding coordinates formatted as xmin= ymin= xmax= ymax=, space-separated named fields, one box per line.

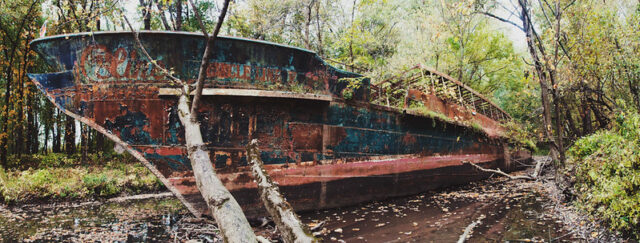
xmin=309 ymin=221 xmax=325 ymax=232
xmin=457 ymin=214 xmax=486 ymax=243
xmin=462 ymin=161 xmax=534 ymax=180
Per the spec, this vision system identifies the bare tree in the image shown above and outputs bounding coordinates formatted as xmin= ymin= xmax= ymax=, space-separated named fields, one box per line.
xmin=481 ymin=0 xmax=567 ymax=163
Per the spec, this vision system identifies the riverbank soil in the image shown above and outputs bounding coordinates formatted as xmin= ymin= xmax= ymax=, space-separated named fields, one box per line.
xmin=0 ymin=157 xmax=610 ymax=242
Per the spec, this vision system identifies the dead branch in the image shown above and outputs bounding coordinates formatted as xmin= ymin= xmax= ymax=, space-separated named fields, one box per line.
xmin=309 ymin=221 xmax=325 ymax=232
xmin=532 ymin=156 xmax=550 ymax=178
xmin=247 ymin=139 xmax=318 ymax=243
xmin=461 ymin=161 xmax=534 ymax=180
xmin=457 ymin=214 xmax=486 ymax=243
xmin=188 ymin=0 xmax=230 ymax=117
xmin=122 ymin=15 xmax=183 ymax=85
xmin=107 ymin=192 xmax=173 ymax=203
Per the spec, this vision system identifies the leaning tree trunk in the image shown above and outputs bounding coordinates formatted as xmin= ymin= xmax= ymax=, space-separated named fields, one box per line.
xmin=121 ymin=2 xmax=257 ymax=239
xmin=177 ymin=85 xmax=257 ymax=242
xmin=247 ymin=139 xmax=317 ymax=243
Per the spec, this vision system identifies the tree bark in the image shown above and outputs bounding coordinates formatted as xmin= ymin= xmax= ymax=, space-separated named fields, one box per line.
xmin=95 ymin=132 xmax=104 ymax=153
xmin=140 ymin=0 xmax=151 ymax=30
xmin=580 ymin=93 xmax=592 ymax=135
xmin=177 ymin=86 xmax=257 ymax=242
xmin=64 ymin=115 xmax=75 ymax=155
xmin=44 ymin=120 xmax=50 ymax=154
xmin=176 ymin=0 xmax=182 ymax=31
xmin=154 ymin=0 xmax=172 ymax=30
xmin=53 ymin=110 xmax=62 ymax=153
xmin=519 ymin=0 xmax=560 ymax=162
xmin=15 ymin=58 xmax=25 ymax=156
xmin=247 ymin=139 xmax=317 ymax=243
xmin=1 ymin=53 xmax=15 ymax=166
xmin=27 ymin=84 xmax=39 ymax=154
xmin=81 ymin=124 xmax=88 ymax=162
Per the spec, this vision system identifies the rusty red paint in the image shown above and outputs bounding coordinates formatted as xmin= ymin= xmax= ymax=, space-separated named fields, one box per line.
xmin=28 ymin=31 xmax=531 ymax=217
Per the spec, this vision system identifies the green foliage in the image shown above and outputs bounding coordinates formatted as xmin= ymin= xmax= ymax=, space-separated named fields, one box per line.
xmin=339 ymin=77 xmax=365 ymax=100
xmin=503 ymin=120 xmax=537 ymax=151
xmin=568 ymin=110 xmax=640 ymax=239
xmin=0 ymin=153 xmax=162 ymax=203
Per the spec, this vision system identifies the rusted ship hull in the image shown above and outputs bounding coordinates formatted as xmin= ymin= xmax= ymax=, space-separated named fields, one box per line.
xmin=29 ymin=32 xmax=529 ymax=217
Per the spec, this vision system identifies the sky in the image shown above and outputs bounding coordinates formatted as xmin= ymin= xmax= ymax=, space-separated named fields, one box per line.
xmin=490 ymin=0 xmax=527 ymax=51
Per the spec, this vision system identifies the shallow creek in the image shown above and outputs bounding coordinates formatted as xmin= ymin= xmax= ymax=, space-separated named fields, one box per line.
xmin=0 ymin=176 xmax=576 ymax=242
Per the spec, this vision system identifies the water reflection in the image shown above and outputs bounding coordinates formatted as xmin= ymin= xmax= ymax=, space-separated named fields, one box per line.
xmin=0 ymin=178 xmax=575 ymax=242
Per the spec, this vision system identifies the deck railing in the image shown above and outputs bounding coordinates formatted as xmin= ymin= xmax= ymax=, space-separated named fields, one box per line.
xmin=370 ymin=65 xmax=511 ymax=122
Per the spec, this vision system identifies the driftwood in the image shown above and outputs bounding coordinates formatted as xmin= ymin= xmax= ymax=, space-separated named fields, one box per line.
xmin=462 ymin=161 xmax=535 ymax=180
xmin=246 ymin=139 xmax=317 ymax=243
xmin=457 ymin=214 xmax=486 ymax=243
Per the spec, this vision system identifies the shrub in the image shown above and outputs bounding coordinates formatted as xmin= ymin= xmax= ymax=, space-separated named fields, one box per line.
xmin=568 ymin=110 xmax=640 ymax=239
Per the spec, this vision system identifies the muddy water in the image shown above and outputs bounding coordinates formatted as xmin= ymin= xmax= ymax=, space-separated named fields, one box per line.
xmin=0 ymin=199 xmax=213 ymax=242
xmin=0 ymin=177 xmax=576 ymax=242
xmin=302 ymin=180 xmax=574 ymax=242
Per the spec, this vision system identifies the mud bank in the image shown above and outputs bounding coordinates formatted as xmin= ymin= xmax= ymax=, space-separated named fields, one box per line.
xmin=301 ymin=173 xmax=577 ymax=242
xmin=1 ymin=171 xmax=581 ymax=242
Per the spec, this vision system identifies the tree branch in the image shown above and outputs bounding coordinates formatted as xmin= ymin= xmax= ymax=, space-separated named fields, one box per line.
xmin=188 ymin=0 xmax=230 ymax=117
xmin=247 ymin=139 xmax=318 ymax=242
xmin=480 ymin=11 xmax=524 ymax=31
xmin=462 ymin=161 xmax=534 ymax=180
xmin=122 ymin=14 xmax=183 ymax=86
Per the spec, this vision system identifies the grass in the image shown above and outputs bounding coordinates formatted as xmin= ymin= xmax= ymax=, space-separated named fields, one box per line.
xmin=0 ymin=152 xmax=163 ymax=204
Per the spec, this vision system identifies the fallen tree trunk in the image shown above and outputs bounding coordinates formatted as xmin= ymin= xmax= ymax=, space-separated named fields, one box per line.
xmin=122 ymin=2 xmax=258 ymax=240
xmin=246 ymin=139 xmax=317 ymax=243
xmin=177 ymin=87 xmax=257 ymax=242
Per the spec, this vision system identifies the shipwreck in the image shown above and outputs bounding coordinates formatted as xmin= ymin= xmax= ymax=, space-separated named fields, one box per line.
xmin=28 ymin=31 xmax=531 ymax=217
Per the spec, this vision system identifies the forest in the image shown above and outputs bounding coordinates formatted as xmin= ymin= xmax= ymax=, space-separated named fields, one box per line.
xmin=1 ymin=0 xmax=640 ymax=241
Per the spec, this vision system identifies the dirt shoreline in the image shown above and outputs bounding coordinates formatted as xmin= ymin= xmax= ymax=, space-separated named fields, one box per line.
xmin=1 ymin=157 xmax=627 ymax=242
xmin=300 ymin=167 xmax=578 ymax=242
